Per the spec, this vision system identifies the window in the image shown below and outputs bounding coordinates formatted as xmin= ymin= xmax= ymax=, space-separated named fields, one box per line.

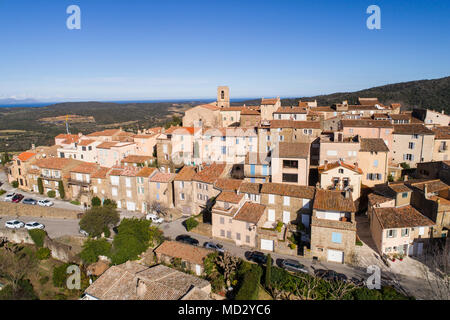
xmin=402 ymin=192 xmax=408 ymax=198
xmin=282 ymin=174 xmax=298 ymax=183
xmin=246 ymin=235 xmax=250 ymax=243
xmin=412 ymin=134 xmax=419 ymax=139
xmin=156 ymin=183 xmax=160 ymax=189
xmin=404 ymin=154 xmax=414 ymax=161
xmin=226 ymin=231 xmax=232 ymax=239
xmin=126 ymin=178 xmax=131 ymax=188
xmin=220 ymin=217 xmax=225 ymax=224
xmin=126 ymin=190 xmax=132 ymax=198
xmin=373 ymin=160 xmax=379 ymax=167
xmin=338 ymin=169 xmax=344 ymax=174
xmin=401 ymin=228 xmax=409 ymax=237
xmin=408 ymin=142 xmax=415 ymax=150
xmin=236 ymin=233 xmax=241 ymax=241
xmin=180 ymin=193 xmax=185 ymax=200
xmin=283 ymin=160 xmax=298 ymax=169
xmin=387 ymin=229 xmax=397 ymax=238
xmin=327 ymin=150 xmax=338 ymax=156
xmin=220 ymin=229 xmax=225 ymax=237
xmin=269 ymin=194 xmax=275 ymax=204
xmin=283 ymin=196 xmax=290 ymax=206
xmin=179 ymin=181 xmax=184 ymax=188
xmin=112 ymin=187 xmax=118 ymax=197
xmin=331 ymin=232 xmax=342 ymax=244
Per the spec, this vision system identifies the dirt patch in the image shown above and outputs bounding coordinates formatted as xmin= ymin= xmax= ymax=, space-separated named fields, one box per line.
xmin=191 ymin=222 xmax=212 ymax=238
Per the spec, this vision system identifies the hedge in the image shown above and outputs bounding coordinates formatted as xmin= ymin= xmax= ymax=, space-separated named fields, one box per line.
xmin=28 ymin=229 xmax=47 ymax=248
xmin=184 ymin=217 xmax=199 ymax=231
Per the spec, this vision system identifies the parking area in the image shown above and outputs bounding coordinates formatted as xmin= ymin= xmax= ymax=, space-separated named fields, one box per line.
xmin=0 ymin=215 xmax=81 ymax=239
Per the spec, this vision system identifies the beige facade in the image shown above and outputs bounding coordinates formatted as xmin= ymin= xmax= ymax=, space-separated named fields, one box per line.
xmin=182 ymin=104 xmax=220 ymax=127
xmin=319 ymin=134 xmax=360 ymax=165
xmin=271 ymin=142 xmax=310 ymax=186
xmin=318 ymin=162 xmax=362 ymax=200
xmin=391 ymin=125 xmax=435 ymax=167
xmin=358 ymin=138 xmax=390 ymax=187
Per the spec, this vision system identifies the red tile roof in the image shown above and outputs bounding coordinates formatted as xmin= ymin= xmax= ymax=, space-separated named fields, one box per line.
xmin=214 ymin=179 xmax=243 ymax=192
xmin=150 ymin=173 xmax=176 ymax=183
xmin=373 ymin=205 xmax=435 ymax=229
xmin=216 ymin=191 xmax=244 ymax=204
xmin=136 ymin=167 xmax=158 ymax=178
xmin=174 ymin=166 xmax=197 ymax=181
xmin=313 ymin=189 xmax=356 ymax=212
xmin=17 ymin=152 xmax=36 ymax=162
xmin=234 ymin=202 xmax=266 ymax=224
xmin=192 ymin=163 xmax=227 ymax=184
xmin=71 ymin=162 xmax=99 ymax=174
xmin=155 ymin=241 xmax=212 ymax=265
xmin=78 ymin=139 xmax=96 ymax=147
xmin=318 ymin=161 xmax=363 ymax=174
xmin=91 ymin=167 xmax=110 ymax=179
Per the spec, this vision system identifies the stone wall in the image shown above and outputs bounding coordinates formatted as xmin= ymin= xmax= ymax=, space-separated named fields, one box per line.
xmin=0 ymin=202 xmax=79 ymax=219
xmin=0 ymin=228 xmax=80 ymax=264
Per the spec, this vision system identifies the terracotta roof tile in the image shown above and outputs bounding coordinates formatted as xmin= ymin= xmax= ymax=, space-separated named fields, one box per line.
xmin=270 ymin=120 xmax=321 ymax=129
xmin=192 ymin=163 xmax=227 ymax=184
xmin=150 ymin=172 xmax=176 ymax=183
xmin=341 ymin=120 xmax=393 ymax=128
xmin=216 ymin=191 xmax=244 ymax=204
xmin=318 ymin=161 xmax=363 ymax=174
xmin=96 ymin=141 xmax=119 ymax=149
xmin=87 ymin=129 xmax=122 ymax=137
xmin=373 ymin=205 xmax=435 ymax=229
xmin=121 ymin=155 xmax=154 ymax=164
xmin=155 ymin=241 xmax=212 ymax=265
xmin=214 ymin=179 xmax=243 ymax=192
xmin=260 ymin=183 xmax=315 ymax=199
xmin=245 ymin=152 xmax=270 ymax=165
xmin=174 ymin=166 xmax=197 ymax=181
xmin=274 ymin=142 xmax=310 ymax=159
xmin=91 ymin=167 xmax=110 ymax=179
xmin=393 ymin=124 xmax=434 ymax=135
xmin=34 ymin=157 xmax=79 ymax=170
xmin=71 ymin=162 xmax=99 ymax=174
xmin=313 ymin=189 xmax=356 ymax=212
xmin=17 ymin=152 xmax=36 ymax=162
xmin=239 ymin=182 xmax=262 ymax=195
xmin=234 ymin=202 xmax=266 ymax=224
xmin=274 ymin=107 xmax=307 ymax=114
xmin=136 ymin=167 xmax=158 ymax=178
xmin=78 ymin=139 xmax=96 ymax=147
xmin=360 ymin=138 xmax=389 ymax=152
xmin=261 ymin=98 xmax=279 ymax=105
xmin=432 ymin=126 xmax=450 ymax=140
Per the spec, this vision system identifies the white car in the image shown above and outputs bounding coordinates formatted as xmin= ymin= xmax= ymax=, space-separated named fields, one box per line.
xmin=24 ymin=221 xmax=45 ymax=230
xmin=4 ymin=193 xmax=16 ymax=202
xmin=38 ymin=199 xmax=54 ymax=207
xmin=5 ymin=220 xmax=25 ymax=229
xmin=146 ymin=213 xmax=164 ymax=224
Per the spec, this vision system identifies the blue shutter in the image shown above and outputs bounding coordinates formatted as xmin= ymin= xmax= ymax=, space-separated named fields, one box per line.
xmin=332 ymin=232 xmax=342 ymax=244
xmin=262 ymin=165 xmax=268 ymax=176
xmin=251 ymin=165 xmax=255 ymax=175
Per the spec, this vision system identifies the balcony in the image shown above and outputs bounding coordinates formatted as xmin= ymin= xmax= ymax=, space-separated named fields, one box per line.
xmin=40 ymin=174 xmax=62 ymax=181
xmin=68 ymin=179 xmax=90 ymax=187
xmin=439 ymin=145 xmax=448 ymax=153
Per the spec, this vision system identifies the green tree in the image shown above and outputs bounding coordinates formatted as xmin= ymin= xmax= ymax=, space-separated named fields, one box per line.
xmin=36 ymin=248 xmax=51 ymax=260
xmin=52 ymin=263 xmax=71 ymax=288
xmin=1 ymin=151 xmax=11 ymax=164
xmin=58 ymin=181 xmax=65 ymax=199
xmin=80 ymin=238 xmax=112 ymax=264
xmin=91 ymin=196 xmax=101 ymax=207
xmin=79 ymin=206 xmax=120 ymax=238
xmin=47 ymin=190 xmax=56 ymax=198
xmin=37 ymin=177 xmax=44 ymax=195
xmin=110 ymin=218 xmax=152 ymax=265
xmin=265 ymin=254 xmax=272 ymax=287
xmin=11 ymin=180 xmax=19 ymax=188
xmin=102 ymin=199 xmax=117 ymax=208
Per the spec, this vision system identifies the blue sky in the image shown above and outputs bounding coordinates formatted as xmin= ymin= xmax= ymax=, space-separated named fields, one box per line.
xmin=0 ymin=0 xmax=449 ymax=101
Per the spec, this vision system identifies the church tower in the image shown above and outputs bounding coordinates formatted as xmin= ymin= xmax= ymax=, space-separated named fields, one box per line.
xmin=217 ymin=86 xmax=230 ymax=108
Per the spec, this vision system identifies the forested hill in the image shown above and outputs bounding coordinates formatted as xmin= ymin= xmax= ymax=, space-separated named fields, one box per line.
xmin=240 ymin=76 xmax=450 ymax=112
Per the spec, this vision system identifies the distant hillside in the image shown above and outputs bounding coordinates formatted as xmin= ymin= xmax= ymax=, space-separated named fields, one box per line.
xmin=240 ymin=76 xmax=450 ymax=112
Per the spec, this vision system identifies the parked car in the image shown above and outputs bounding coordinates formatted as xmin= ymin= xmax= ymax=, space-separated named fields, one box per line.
xmin=314 ymin=269 xmax=348 ymax=282
xmin=12 ymin=194 xmax=24 ymax=203
xmin=79 ymin=229 xmax=89 ymax=237
xmin=245 ymin=251 xmax=272 ymax=265
xmin=38 ymin=199 xmax=54 ymax=207
xmin=22 ymin=198 xmax=38 ymax=205
xmin=4 ymin=193 xmax=16 ymax=202
xmin=146 ymin=213 xmax=164 ymax=224
xmin=203 ymin=242 xmax=224 ymax=253
xmin=24 ymin=222 xmax=45 ymax=230
xmin=5 ymin=220 xmax=25 ymax=229
xmin=281 ymin=259 xmax=309 ymax=274
xmin=175 ymin=234 xmax=199 ymax=246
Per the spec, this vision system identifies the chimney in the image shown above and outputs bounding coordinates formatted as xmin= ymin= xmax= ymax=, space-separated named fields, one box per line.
xmin=78 ymin=132 xmax=82 ymax=137
xmin=31 ymin=144 xmax=36 ymax=151
xmin=442 ymin=110 xmax=445 ymax=115
xmin=344 ymin=190 xmax=350 ymax=199
xmin=404 ymin=175 xmax=408 ymax=182
xmin=354 ymin=162 xmax=359 ymax=170
xmin=324 ymin=160 xmax=328 ymax=170
xmin=136 ymin=278 xmax=147 ymax=298
xmin=424 ymin=184 xmax=429 ymax=199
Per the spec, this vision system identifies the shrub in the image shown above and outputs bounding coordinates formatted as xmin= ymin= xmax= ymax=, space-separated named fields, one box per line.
xmin=356 ymin=240 xmax=363 ymax=246
xmin=102 ymin=199 xmax=117 ymax=208
xmin=11 ymin=180 xmax=19 ymax=188
xmin=0 ymin=189 xmax=6 ymax=196
xmin=80 ymin=238 xmax=112 ymax=264
xmin=275 ymin=222 xmax=283 ymax=232
xmin=0 ymin=279 xmax=38 ymax=300
xmin=70 ymin=200 xmax=81 ymax=205
xmin=235 ymin=263 xmax=262 ymax=300
xmin=36 ymin=247 xmax=51 ymax=260
xmin=47 ymin=190 xmax=56 ymax=198
xmin=39 ymin=276 xmax=50 ymax=285
xmin=184 ymin=217 xmax=199 ymax=231
xmin=103 ymin=226 xmax=111 ymax=238
xmin=289 ymin=243 xmax=297 ymax=250
xmin=28 ymin=229 xmax=47 ymax=247
xmin=37 ymin=177 xmax=44 ymax=195
xmin=91 ymin=196 xmax=101 ymax=207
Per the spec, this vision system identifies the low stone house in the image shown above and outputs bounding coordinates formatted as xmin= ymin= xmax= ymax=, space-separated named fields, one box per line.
xmin=154 ymin=241 xmax=213 ymax=276
xmin=173 ymin=166 xmax=197 ymax=215
xmin=310 ymin=189 xmax=357 ymax=264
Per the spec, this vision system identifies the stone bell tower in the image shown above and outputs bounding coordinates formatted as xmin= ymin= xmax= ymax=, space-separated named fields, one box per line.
xmin=217 ymin=86 xmax=230 ymax=108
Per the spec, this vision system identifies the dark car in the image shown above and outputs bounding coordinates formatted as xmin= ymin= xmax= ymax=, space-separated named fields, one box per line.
xmin=245 ymin=251 xmax=272 ymax=265
xmin=314 ymin=269 xmax=348 ymax=282
xmin=22 ymin=198 xmax=37 ymax=205
xmin=175 ymin=234 xmax=199 ymax=246
xmin=12 ymin=194 xmax=24 ymax=203
xmin=281 ymin=259 xmax=308 ymax=274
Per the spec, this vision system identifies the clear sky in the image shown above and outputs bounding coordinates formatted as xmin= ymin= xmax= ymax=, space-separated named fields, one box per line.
xmin=1 ymin=0 xmax=449 ymax=101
